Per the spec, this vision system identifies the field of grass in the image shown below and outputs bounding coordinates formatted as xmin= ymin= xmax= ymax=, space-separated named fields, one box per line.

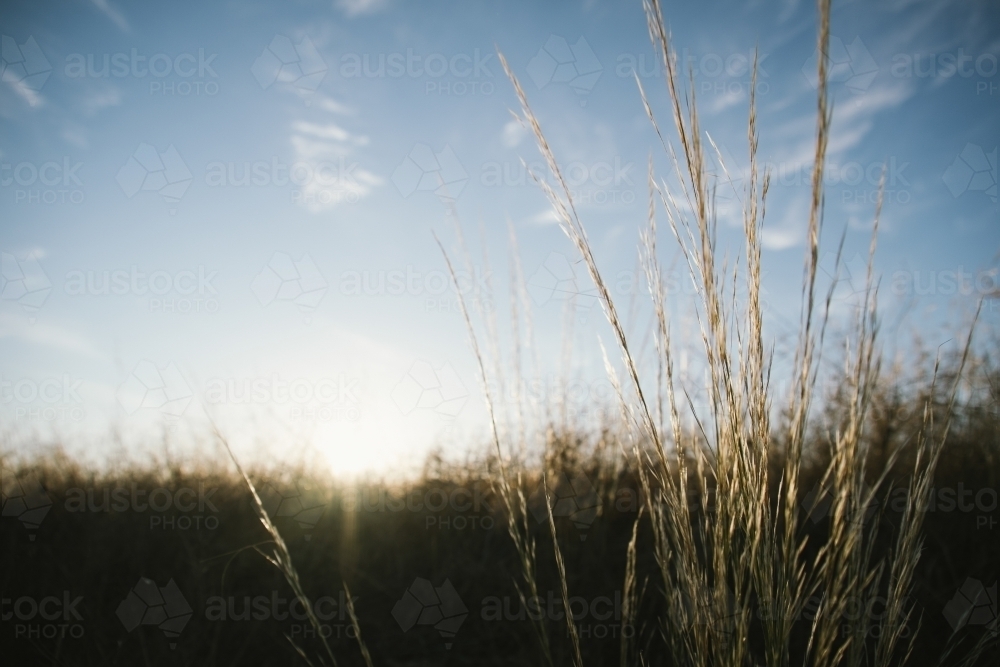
xmin=1 ymin=367 xmax=997 ymax=666
xmin=3 ymin=0 xmax=998 ymax=665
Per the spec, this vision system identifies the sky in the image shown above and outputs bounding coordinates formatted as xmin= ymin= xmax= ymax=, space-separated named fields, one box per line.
xmin=1 ymin=0 xmax=998 ymax=477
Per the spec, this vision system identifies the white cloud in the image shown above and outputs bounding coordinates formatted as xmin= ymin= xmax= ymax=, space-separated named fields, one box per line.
xmin=0 ymin=312 xmax=102 ymax=358
xmin=316 ymin=96 xmax=356 ymax=115
xmin=292 ymin=120 xmax=353 ymax=143
xmin=761 ymin=227 xmax=802 ymax=251
xmin=761 ymin=194 xmax=809 ymax=250
xmin=706 ymin=87 xmax=746 ymax=115
xmin=89 ymin=0 xmax=130 ymax=33
xmin=79 ymin=85 xmax=122 ymax=116
xmin=5 ymin=78 xmax=45 ymax=108
xmin=778 ymin=0 xmax=802 ymax=23
xmin=769 ymin=81 xmax=915 ymax=180
xmin=335 ymin=0 xmax=389 ymax=17
xmin=527 ymin=208 xmax=561 ymax=225
xmin=62 ymin=126 xmax=89 ymax=149
xmin=502 ymin=119 xmax=527 ymax=148
xmin=289 ymin=120 xmax=382 ymax=212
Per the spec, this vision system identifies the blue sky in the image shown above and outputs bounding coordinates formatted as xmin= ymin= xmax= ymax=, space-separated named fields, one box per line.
xmin=1 ymin=0 xmax=998 ymax=476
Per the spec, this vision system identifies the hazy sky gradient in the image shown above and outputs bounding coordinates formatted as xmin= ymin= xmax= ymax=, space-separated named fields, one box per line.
xmin=2 ymin=0 xmax=998 ymax=475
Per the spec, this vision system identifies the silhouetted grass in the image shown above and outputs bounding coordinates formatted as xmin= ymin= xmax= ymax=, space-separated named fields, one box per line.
xmin=3 ymin=1 xmax=998 ymax=665
xmin=1 ymin=361 xmax=996 ymax=666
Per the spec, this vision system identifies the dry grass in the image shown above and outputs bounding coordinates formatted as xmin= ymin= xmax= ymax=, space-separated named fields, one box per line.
xmin=1 ymin=375 xmax=996 ymax=665
xmin=450 ymin=0 xmax=995 ymax=665
xmin=2 ymin=1 xmax=997 ymax=665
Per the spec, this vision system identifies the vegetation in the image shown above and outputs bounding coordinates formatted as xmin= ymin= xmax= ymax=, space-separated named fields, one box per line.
xmin=2 ymin=0 xmax=997 ymax=664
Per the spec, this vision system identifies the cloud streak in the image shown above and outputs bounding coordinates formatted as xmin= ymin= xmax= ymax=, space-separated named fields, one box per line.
xmin=89 ymin=0 xmax=130 ymax=33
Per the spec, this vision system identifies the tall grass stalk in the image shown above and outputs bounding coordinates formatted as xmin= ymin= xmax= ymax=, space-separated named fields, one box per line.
xmin=482 ymin=0 xmax=984 ymax=664
xmin=214 ymin=426 xmax=376 ymax=666
xmin=435 ymin=232 xmax=555 ymax=666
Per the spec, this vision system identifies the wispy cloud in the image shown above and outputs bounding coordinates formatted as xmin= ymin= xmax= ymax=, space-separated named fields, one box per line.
xmin=316 ymin=96 xmax=356 ymax=116
xmin=89 ymin=0 xmax=130 ymax=33
xmin=61 ymin=126 xmax=89 ymax=149
xmin=78 ymin=84 xmax=123 ymax=116
xmin=762 ymin=193 xmax=809 ymax=250
xmin=502 ymin=119 xmax=527 ymax=148
xmin=0 ymin=312 xmax=103 ymax=359
xmin=335 ymin=0 xmax=389 ymax=18
xmin=706 ymin=87 xmax=746 ymax=115
xmin=289 ymin=120 xmax=381 ymax=212
xmin=771 ymin=81 xmax=915 ymax=176
xmin=5 ymin=78 xmax=45 ymax=108
xmin=527 ymin=208 xmax=560 ymax=225
xmin=781 ymin=0 xmax=801 ymax=22
xmin=292 ymin=120 xmax=357 ymax=144
xmin=756 ymin=82 xmax=915 ymax=250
